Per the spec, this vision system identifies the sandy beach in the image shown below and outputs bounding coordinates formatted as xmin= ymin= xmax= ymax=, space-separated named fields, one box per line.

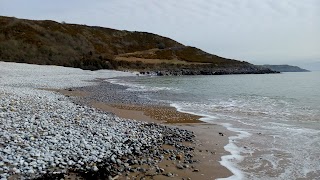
xmin=1 ymin=4 xmax=319 ymax=179
xmin=0 ymin=62 xmax=233 ymax=180
xmin=57 ymin=82 xmax=234 ymax=179
xmin=93 ymin=103 xmax=233 ymax=179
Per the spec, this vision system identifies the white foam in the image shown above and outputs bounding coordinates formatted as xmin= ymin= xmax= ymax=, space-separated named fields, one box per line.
xmin=123 ymin=75 xmax=320 ymax=179
xmin=217 ymin=123 xmax=252 ymax=180
xmin=170 ymin=102 xmax=249 ymax=180
xmin=106 ymin=78 xmax=178 ymax=92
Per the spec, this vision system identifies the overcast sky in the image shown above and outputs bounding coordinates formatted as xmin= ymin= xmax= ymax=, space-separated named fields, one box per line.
xmin=1 ymin=0 xmax=319 ymax=67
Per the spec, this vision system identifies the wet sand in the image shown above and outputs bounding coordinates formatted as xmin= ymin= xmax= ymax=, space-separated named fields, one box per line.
xmin=55 ymin=87 xmax=233 ymax=179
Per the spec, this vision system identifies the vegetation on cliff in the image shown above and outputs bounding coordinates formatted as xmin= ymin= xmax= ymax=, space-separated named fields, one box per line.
xmin=0 ymin=16 xmax=275 ymax=74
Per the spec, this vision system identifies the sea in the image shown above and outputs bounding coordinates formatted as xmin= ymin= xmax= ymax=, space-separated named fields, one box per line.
xmin=108 ymin=72 xmax=320 ymax=180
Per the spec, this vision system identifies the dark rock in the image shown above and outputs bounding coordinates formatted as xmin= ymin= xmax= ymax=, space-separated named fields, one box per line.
xmin=157 ymin=168 xmax=165 ymax=173
xmin=183 ymin=164 xmax=189 ymax=168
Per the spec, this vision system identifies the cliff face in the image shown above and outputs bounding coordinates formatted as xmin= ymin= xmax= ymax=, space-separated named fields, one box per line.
xmin=260 ymin=65 xmax=310 ymax=72
xmin=0 ymin=16 xmax=276 ymax=74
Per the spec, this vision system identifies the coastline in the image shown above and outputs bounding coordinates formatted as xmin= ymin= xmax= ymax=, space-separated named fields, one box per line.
xmin=0 ymin=61 xmax=235 ymax=179
xmin=56 ymin=80 xmax=234 ymax=179
xmin=2 ymin=62 xmax=319 ymax=179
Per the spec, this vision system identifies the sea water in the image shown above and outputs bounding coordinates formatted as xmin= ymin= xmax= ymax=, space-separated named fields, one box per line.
xmin=108 ymin=72 xmax=320 ymax=180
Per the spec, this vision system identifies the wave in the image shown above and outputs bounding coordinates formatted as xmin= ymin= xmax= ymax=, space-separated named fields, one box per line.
xmin=171 ymin=102 xmax=248 ymax=180
xmin=171 ymin=100 xmax=320 ymax=179
xmin=106 ymin=78 xmax=179 ymax=92
xmin=106 ymin=75 xmax=320 ymax=179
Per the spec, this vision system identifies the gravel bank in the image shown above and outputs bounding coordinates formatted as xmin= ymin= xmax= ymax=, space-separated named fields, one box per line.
xmin=0 ymin=62 xmax=196 ymax=179
xmin=70 ymin=80 xmax=163 ymax=106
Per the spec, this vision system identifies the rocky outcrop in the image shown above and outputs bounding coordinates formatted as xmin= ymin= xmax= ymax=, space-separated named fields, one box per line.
xmin=259 ymin=65 xmax=310 ymax=72
xmin=140 ymin=66 xmax=278 ymax=76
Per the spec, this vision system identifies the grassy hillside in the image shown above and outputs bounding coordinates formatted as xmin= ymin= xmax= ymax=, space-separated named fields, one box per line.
xmin=0 ymin=16 xmax=275 ymax=74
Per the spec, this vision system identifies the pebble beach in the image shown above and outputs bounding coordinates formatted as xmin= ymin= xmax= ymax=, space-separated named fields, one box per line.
xmin=0 ymin=62 xmax=231 ymax=180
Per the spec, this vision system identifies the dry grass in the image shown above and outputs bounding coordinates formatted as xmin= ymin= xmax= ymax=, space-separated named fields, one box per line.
xmin=0 ymin=15 xmax=253 ymax=71
xmin=115 ymin=56 xmax=208 ymax=64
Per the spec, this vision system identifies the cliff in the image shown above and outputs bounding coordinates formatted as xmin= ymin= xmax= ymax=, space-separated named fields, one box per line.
xmin=260 ymin=65 xmax=310 ymax=72
xmin=0 ymin=16 xmax=276 ymax=75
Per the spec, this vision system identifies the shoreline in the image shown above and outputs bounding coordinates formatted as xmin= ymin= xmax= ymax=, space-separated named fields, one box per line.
xmin=56 ymin=80 xmax=234 ymax=179
xmin=0 ymin=60 xmax=235 ymax=180
xmin=3 ymin=61 xmax=319 ymax=179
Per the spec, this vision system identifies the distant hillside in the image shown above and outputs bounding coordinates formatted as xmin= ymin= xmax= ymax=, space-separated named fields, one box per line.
xmin=0 ymin=16 xmax=276 ymax=75
xmin=260 ymin=65 xmax=310 ymax=72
